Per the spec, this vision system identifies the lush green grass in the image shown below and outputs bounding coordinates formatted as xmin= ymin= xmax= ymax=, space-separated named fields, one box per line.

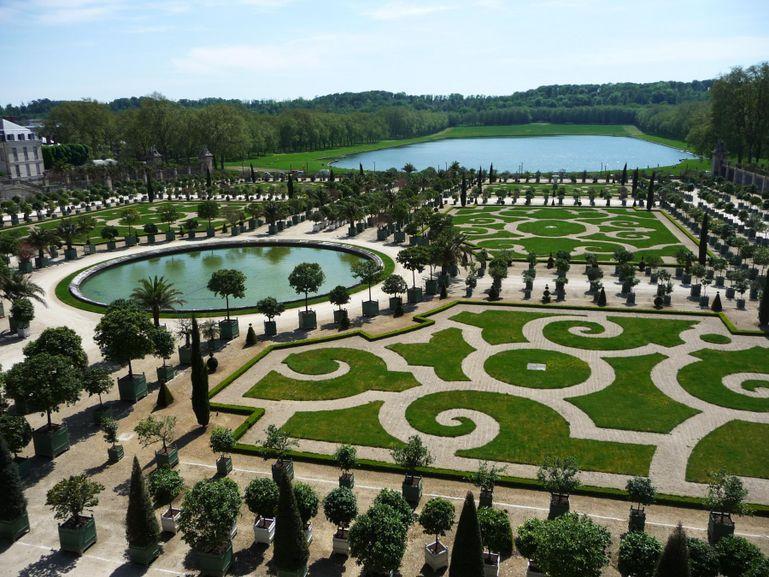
xmin=450 ymin=310 xmax=556 ymax=344
xmin=677 ymin=347 xmax=769 ymax=412
xmin=387 ymin=327 xmax=475 ymax=381
xmin=281 ymin=401 xmax=403 ymax=449
xmin=517 ymin=219 xmax=587 ymax=237
xmin=484 ymin=349 xmax=591 ymax=389
xmin=700 ymin=333 xmax=732 ymax=344
xmin=687 ymin=420 xmax=769 ymax=482
xmin=542 ymin=316 xmax=697 ymax=350
xmin=568 ymin=354 xmax=700 ymax=433
xmin=405 ymin=391 xmax=654 ymax=475
xmin=230 ymin=124 xmax=699 ymax=173
xmin=245 ymin=347 xmax=420 ymax=401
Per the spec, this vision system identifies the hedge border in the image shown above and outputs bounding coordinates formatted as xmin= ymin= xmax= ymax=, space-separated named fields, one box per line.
xmin=210 ymin=298 xmax=769 ymax=515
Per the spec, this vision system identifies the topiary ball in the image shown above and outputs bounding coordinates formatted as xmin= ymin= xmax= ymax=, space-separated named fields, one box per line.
xmin=206 ymin=355 xmax=219 ymax=373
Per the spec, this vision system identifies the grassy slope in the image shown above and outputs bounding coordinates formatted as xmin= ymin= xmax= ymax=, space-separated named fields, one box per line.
xmin=229 ymin=124 xmax=701 ymax=173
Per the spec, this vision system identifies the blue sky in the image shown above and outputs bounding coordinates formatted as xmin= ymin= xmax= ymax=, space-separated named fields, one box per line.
xmin=1 ymin=0 xmax=768 ymax=104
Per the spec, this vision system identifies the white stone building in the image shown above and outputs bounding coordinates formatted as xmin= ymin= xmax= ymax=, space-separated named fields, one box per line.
xmin=0 ymin=118 xmax=45 ymax=182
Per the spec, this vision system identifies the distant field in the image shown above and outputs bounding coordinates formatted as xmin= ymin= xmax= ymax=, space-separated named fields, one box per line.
xmin=228 ymin=123 xmax=701 ymax=173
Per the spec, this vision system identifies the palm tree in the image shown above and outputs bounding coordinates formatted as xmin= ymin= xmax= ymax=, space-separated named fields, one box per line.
xmin=0 ymin=265 xmax=45 ymax=305
xmin=432 ymin=230 xmax=474 ymax=276
xmin=130 ymin=275 xmax=186 ymax=327
xmin=25 ymin=227 xmax=60 ymax=265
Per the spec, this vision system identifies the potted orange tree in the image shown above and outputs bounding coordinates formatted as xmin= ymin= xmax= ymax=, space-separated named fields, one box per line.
xmin=323 ymin=487 xmax=357 ymax=556
xmin=149 ymin=466 xmax=185 ymax=534
xmin=391 ymin=435 xmax=433 ymax=506
xmin=419 ymin=497 xmax=455 ymax=571
xmin=135 ymin=415 xmax=179 ymax=468
xmin=46 ymin=474 xmax=104 ymax=555
xmin=209 ymin=426 xmax=234 ymax=476
xmin=245 ymin=477 xmax=279 ymax=545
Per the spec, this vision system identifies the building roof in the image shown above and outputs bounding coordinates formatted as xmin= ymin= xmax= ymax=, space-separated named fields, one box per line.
xmin=0 ymin=118 xmax=32 ymax=134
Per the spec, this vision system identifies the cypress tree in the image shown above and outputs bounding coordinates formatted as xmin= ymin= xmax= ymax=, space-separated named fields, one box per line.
xmin=359 ymin=162 xmax=364 ymax=176
xmin=155 ymin=381 xmax=174 ymax=409
xmin=654 ymin=524 xmax=690 ymax=577
xmin=250 ymin=163 xmax=256 ymax=183
xmin=489 ymin=163 xmax=494 ymax=183
xmin=699 ymin=214 xmax=709 ymax=265
xmin=190 ymin=317 xmax=210 ymax=427
xmin=329 ymin=168 xmax=335 ymax=182
xmin=449 ymin=492 xmax=485 ymax=577
xmin=126 ymin=456 xmax=160 ymax=549
xmin=646 ymin=172 xmax=655 ymax=211
xmin=147 ymin=174 xmax=155 ymax=203
xmin=711 ymin=292 xmax=722 ymax=312
xmin=0 ymin=437 xmax=26 ymax=522
xmin=759 ymin=274 xmax=769 ymax=326
xmin=287 ymin=173 xmax=294 ymax=198
xmin=460 ymin=173 xmax=467 ymax=207
xmin=597 ymin=287 xmax=607 ymax=307
xmin=273 ymin=470 xmax=308 ymax=572
xmin=631 ymin=167 xmax=639 ymax=198
xmin=621 ymin=163 xmax=628 ymax=186
xmin=206 ymin=166 xmax=212 ymax=188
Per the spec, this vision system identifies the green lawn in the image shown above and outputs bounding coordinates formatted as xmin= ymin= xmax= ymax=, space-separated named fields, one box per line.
xmin=677 ymin=347 xmax=769 ymax=412
xmin=281 ymin=401 xmax=403 ymax=449
xmin=484 ymin=349 xmax=591 ymax=389
xmin=245 ymin=347 xmax=420 ymax=401
xmin=687 ymin=420 xmax=769 ymax=482
xmin=541 ymin=316 xmax=697 ymax=350
xmin=387 ymin=327 xmax=475 ymax=381
xmin=229 ymin=124 xmax=698 ymax=173
xmin=568 ymin=354 xmax=700 ymax=433
xmin=700 ymin=333 xmax=732 ymax=345
xmin=405 ymin=391 xmax=654 ymax=476
xmin=450 ymin=310 xmax=556 ymax=344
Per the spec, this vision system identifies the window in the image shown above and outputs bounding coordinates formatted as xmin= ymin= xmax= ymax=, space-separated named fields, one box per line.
xmin=23 ymin=147 xmax=28 ymax=161
xmin=15 ymin=165 xmax=20 ymax=177
xmin=6 ymin=134 xmax=14 ymax=141
xmin=28 ymin=133 xmax=35 ymax=140
xmin=33 ymin=148 xmax=38 ymax=160
xmin=12 ymin=148 xmax=18 ymax=161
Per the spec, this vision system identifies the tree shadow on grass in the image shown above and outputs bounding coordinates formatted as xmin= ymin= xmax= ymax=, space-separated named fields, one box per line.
xmin=18 ymin=549 xmax=77 ymax=577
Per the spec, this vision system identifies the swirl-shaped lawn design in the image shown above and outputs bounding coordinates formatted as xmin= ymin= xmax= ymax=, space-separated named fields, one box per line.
xmin=484 ymin=349 xmax=591 ymax=389
xmin=541 ymin=317 xmax=695 ymax=350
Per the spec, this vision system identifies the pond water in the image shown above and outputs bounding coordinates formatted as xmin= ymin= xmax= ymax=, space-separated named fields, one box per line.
xmin=77 ymin=244 xmax=367 ymax=311
xmin=331 ymin=135 xmax=697 ymax=172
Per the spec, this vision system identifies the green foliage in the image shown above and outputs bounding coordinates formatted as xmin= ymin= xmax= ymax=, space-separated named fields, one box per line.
xmin=244 ymin=323 xmax=257 ymax=346
xmin=134 ymin=415 xmax=176 ymax=452
xmin=419 ymin=497 xmax=455 ymax=543
xmin=100 ymin=417 xmax=118 ymax=446
xmin=82 ymin=366 xmax=113 ymax=403
xmin=46 ymin=474 xmax=104 ymax=522
xmin=372 ymin=488 xmax=414 ymax=528
xmin=293 ymin=482 xmax=319 ymax=526
xmin=349 ymin=503 xmax=408 ymax=575
xmin=534 ymin=513 xmax=611 ymax=577
xmin=333 ymin=444 xmax=357 ymax=472
xmin=197 ymin=200 xmax=220 ymax=225
xmin=10 ymin=298 xmax=34 ymax=324
xmin=714 ymin=536 xmax=764 ymax=577
xmin=244 ymin=477 xmax=279 ymax=519
xmin=126 ymin=457 xmax=160 ymax=548
xmin=207 ymin=269 xmax=245 ymax=319
xmin=209 ymin=426 xmax=234 ymax=456
xmin=152 ymin=327 xmax=175 ymax=361
xmin=288 ymin=262 xmax=325 ymax=310
xmin=42 ymin=143 xmax=89 ymax=168
xmin=178 ymin=477 xmax=241 ymax=554
xmin=190 ymin=317 xmax=210 ymax=427
xmin=687 ymin=538 xmax=719 ymax=577
xmin=351 ymin=259 xmax=382 ymax=300
xmin=328 ymin=285 xmax=350 ymax=308
xmin=388 ymin=327 xmax=475 ymax=381
xmin=255 ymin=297 xmax=284 ymax=320
xmin=148 ymin=467 xmax=184 ymax=509
xmin=706 ymin=470 xmax=749 ymax=515
xmin=22 ymin=326 xmax=87 ymax=369
xmin=0 ymin=414 xmax=32 ymax=456
xmin=273 ymin=471 xmax=309 ymax=571
xmin=323 ymin=487 xmax=358 ymax=529
xmin=515 ymin=517 xmax=545 ymax=559
xmin=263 ymin=424 xmax=298 ymax=459
xmin=449 ymin=492 xmax=485 ymax=577
xmin=477 ymin=506 xmax=513 ymax=555
xmin=626 ymin=476 xmax=657 ymax=508
xmin=470 ymin=461 xmax=506 ymax=491
xmin=0 ymin=437 xmax=26 ymax=521
xmin=391 ymin=434 xmax=433 ymax=475
xmin=618 ymin=531 xmax=662 ymax=577
xmin=654 ymin=524 xmax=690 ymax=577
xmin=537 ymin=456 xmax=581 ymax=495
xmin=155 ymin=382 xmax=174 ymax=409
xmin=381 ymin=274 xmax=407 ymax=296
xmin=94 ymin=302 xmax=156 ymax=373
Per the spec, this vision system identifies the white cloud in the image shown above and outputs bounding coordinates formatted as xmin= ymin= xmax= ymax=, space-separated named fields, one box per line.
xmin=172 ymin=39 xmax=326 ymax=74
xmin=363 ymin=0 xmax=452 ymax=20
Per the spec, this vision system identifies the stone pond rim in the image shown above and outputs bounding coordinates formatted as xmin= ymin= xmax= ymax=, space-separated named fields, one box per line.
xmin=68 ymin=238 xmax=385 ymax=313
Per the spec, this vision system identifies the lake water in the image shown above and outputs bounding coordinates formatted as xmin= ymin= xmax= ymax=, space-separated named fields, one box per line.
xmin=78 ymin=245 xmax=366 ymax=310
xmin=331 ymin=135 xmax=697 ymax=172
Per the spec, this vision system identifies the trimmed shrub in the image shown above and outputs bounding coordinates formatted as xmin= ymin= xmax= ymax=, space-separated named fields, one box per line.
xmin=618 ymin=531 xmax=662 ymax=577
xmin=126 ymin=456 xmax=161 ymax=549
xmin=449 ymin=492 xmax=484 ymax=577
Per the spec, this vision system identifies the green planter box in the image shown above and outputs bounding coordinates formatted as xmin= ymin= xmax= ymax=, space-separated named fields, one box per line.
xmin=298 ymin=310 xmax=317 ymax=330
xmin=339 ymin=472 xmax=355 ymax=489
xmin=219 ymin=319 xmax=240 ymax=341
xmin=548 ymin=494 xmax=570 ymax=519
xmin=108 ymin=444 xmax=125 ymax=463
xmin=156 ymin=446 xmax=179 ymax=469
xmin=14 ymin=456 xmax=31 ymax=478
xmin=362 ymin=300 xmax=379 ymax=318
xmin=125 ymin=237 xmax=138 ymax=247
xmin=194 ymin=542 xmax=233 ymax=577
xmin=118 ymin=373 xmax=148 ymax=402
xmin=479 ymin=488 xmax=493 ymax=508
xmin=216 ymin=456 xmax=233 ymax=476
xmin=165 ymin=231 xmax=176 ymax=242
xmin=107 ymin=240 xmax=117 ymax=251
xmin=64 ymin=248 xmax=78 ymax=261
xmin=58 ymin=516 xmax=97 ymax=555
xmin=18 ymin=260 xmax=33 ymax=273
xmin=628 ymin=507 xmax=646 ymax=532
xmin=207 ymin=228 xmax=216 ymax=238
xmin=0 ymin=511 xmax=29 ymax=543
xmin=128 ymin=542 xmax=161 ymax=565
xmin=402 ymin=475 xmax=423 ymax=506
xmin=425 ymin=279 xmax=438 ymax=295
xmin=708 ymin=512 xmax=735 ymax=545
xmin=407 ymin=287 xmax=423 ymax=304
xmin=33 ymin=423 xmax=70 ymax=459
xmin=394 ymin=230 xmax=406 ymax=243
xmin=156 ymin=365 xmax=176 ymax=383
xmin=388 ymin=296 xmax=402 ymax=311
xmin=263 ymin=320 xmax=277 ymax=336
xmin=333 ymin=309 xmax=348 ymax=325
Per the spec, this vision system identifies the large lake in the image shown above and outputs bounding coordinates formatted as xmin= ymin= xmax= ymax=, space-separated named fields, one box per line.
xmin=331 ymin=135 xmax=697 ymax=172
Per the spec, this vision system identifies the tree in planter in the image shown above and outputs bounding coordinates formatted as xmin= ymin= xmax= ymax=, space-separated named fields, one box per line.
xmin=705 ymin=470 xmax=748 ymax=543
xmin=0 ymin=437 xmax=28 ymax=541
xmin=397 ymin=246 xmax=428 ymax=291
xmin=207 ymin=269 xmax=246 ymax=322
xmin=274 ymin=471 xmax=310 ymax=574
xmin=759 ymin=273 xmax=769 ymax=326
xmin=328 ymin=285 xmax=350 ymax=326
xmin=323 ymin=487 xmax=358 ymax=540
xmin=178 ymin=477 xmax=241 ymax=560
xmin=152 ymin=325 xmax=176 ymax=382
xmin=626 ymin=476 xmax=656 ymax=532
xmin=382 ymin=274 xmax=407 ymax=312
xmin=537 ymin=456 xmax=581 ymax=518
xmin=471 ymin=461 xmax=506 ymax=507
xmin=10 ymin=297 xmax=34 ymax=334
xmin=351 ymin=259 xmax=382 ymax=303
xmin=148 ymin=467 xmax=184 ymax=513
xmin=449 ymin=491 xmax=485 ymax=577
xmin=126 ymin=456 xmax=161 ymax=563
xmin=131 ymin=276 xmax=185 ymax=327
xmin=81 ymin=366 xmax=113 ymax=421
xmin=159 ymin=205 xmax=179 ymax=234
xmin=534 ymin=513 xmax=611 ymax=577
xmin=46 ymin=474 xmax=104 ymax=533
xmin=334 ymin=444 xmax=357 ymax=487
xmin=687 ymin=537 xmax=719 ymax=577
xmin=654 ymin=523 xmax=690 ymax=577
xmin=391 ymin=434 xmax=433 ymax=503
xmin=263 ymin=425 xmax=298 ymax=478
xmin=120 ymin=207 xmax=141 ymax=240
xmin=245 ymin=477 xmax=279 ymax=531
xmin=5 ymin=352 xmax=81 ymax=431
xmin=714 ymin=536 xmax=764 ymax=577
xmin=289 ymin=262 xmax=325 ymax=313
xmin=419 ymin=497 xmax=455 ymax=556
xmin=477 ymin=506 xmax=514 ymax=557
xmin=349 ymin=502 xmax=408 ymax=576
xmin=135 ymin=415 xmax=177 ymax=465
xmin=190 ymin=317 xmax=210 ymax=427
xmin=209 ymin=427 xmax=234 ymax=475
xmin=372 ymin=488 xmax=414 ymax=529
xmin=256 ymin=297 xmax=285 ymax=335
xmin=618 ymin=531 xmax=662 ymax=577
xmin=0 ymin=414 xmax=32 ymax=460
xmin=101 ymin=417 xmax=122 ymax=462
xmin=197 ymin=200 xmax=220 ymax=231
xmin=293 ymin=482 xmax=319 ymax=532
xmin=23 ymin=326 xmax=87 ymax=370
xmin=515 ymin=517 xmax=546 ymax=567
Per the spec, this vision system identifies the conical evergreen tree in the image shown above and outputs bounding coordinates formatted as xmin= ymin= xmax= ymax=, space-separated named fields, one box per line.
xmin=631 ymin=167 xmax=639 ymax=198
xmin=190 ymin=317 xmax=210 ymax=427
xmin=287 ymin=173 xmax=294 ymax=198
xmin=646 ymin=172 xmax=656 ymax=211
xmin=759 ymin=274 xmax=769 ymax=326
xmin=621 ymin=163 xmax=628 ymax=186
xmin=273 ymin=470 xmax=308 ymax=572
xmin=449 ymin=492 xmax=485 ymax=577
xmin=206 ymin=166 xmax=212 ymax=188
xmin=597 ymin=287 xmax=607 ymax=307
xmin=460 ymin=174 xmax=467 ymax=207
xmin=250 ymin=163 xmax=256 ymax=183
xmin=699 ymin=214 xmax=709 ymax=265
xmin=654 ymin=524 xmax=690 ymax=577
xmin=711 ymin=291 xmax=723 ymax=312
xmin=359 ymin=163 xmax=364 ymax=176
xmin=155 ymin=381 xmax=174 ymax=409
xmin=245 ymin=323 xmax=257 ymax=347
xmin=126 ymin=456 xmax=160 ymax=549
xmin=0 ymin=437 xmax=26 ymax=522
